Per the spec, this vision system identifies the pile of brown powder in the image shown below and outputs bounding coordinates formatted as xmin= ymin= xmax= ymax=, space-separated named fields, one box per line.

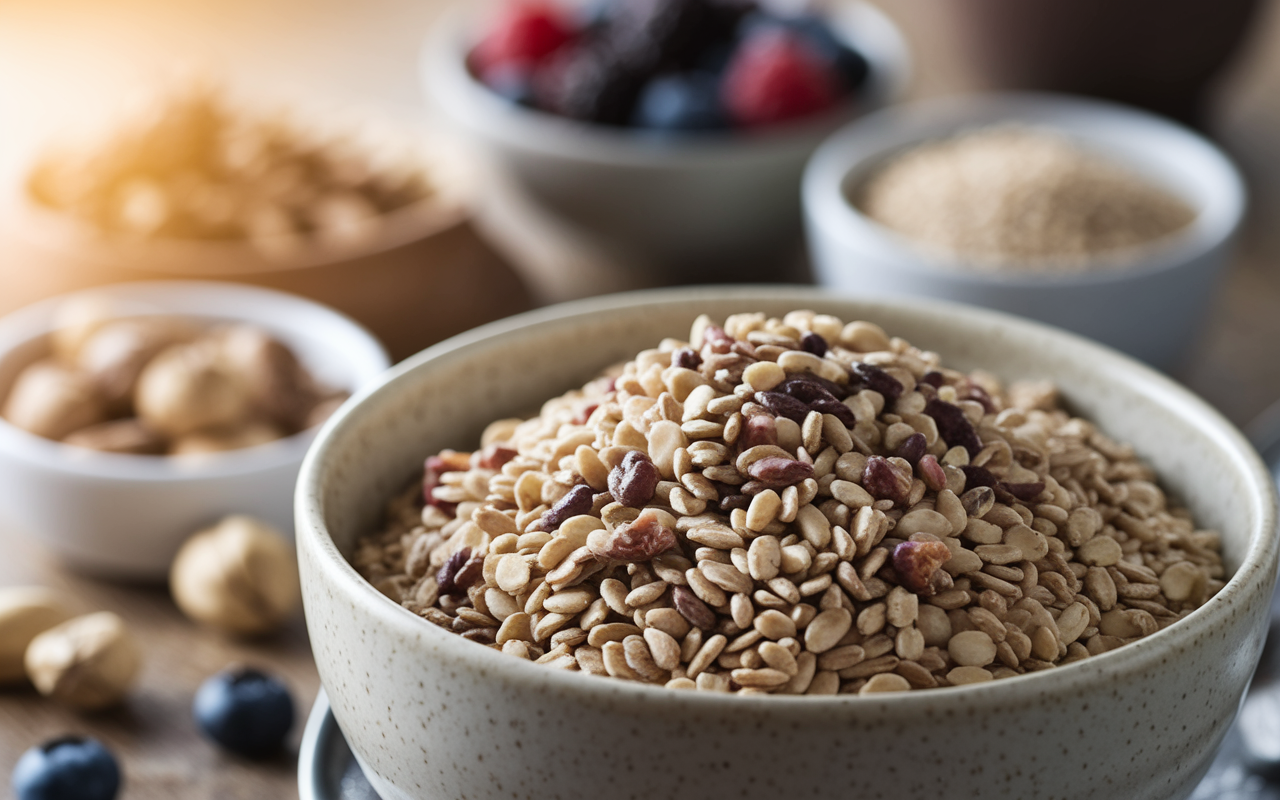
xmin=854 ymin=126 xmax=1196 ymax=271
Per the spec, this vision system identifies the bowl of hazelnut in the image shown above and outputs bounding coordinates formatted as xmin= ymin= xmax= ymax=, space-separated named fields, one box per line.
xmin=0 ymin=281 xmax=389 ymax=580
xmin=425 ymin=0 xmax=909 ymax=281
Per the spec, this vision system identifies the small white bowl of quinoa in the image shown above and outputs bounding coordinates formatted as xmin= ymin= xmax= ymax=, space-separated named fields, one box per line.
xmin=297 ymin=286 xmax=1275 ymax=800
xmin=803 ymin=92 xmax=1245 ymax=370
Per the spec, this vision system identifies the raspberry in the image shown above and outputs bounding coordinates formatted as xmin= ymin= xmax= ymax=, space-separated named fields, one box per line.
xmin=471 ymin=3 xmax=575 ymax=77
xmin=721 ymin=29 xmax=840 ymax=127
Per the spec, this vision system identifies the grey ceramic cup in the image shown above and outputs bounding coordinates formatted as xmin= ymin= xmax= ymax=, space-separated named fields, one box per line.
xmin=297 ymin=287 xmax=1277 ymax=800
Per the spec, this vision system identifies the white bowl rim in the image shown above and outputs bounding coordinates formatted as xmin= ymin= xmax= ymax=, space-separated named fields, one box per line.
xmin=299 ymin=285 xmax=1278 ymax=714
xmin=803 ymin=92 xmax=1247 ymax=288
xmin=423 ymin=1 xmax=912 ymax=169
xmin=0 ymin=280 xmax=390 ymax=481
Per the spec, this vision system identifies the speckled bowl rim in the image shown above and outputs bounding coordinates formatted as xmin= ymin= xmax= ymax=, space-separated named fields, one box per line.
xmin=298 ymin=286 xmax=1278 ymax=718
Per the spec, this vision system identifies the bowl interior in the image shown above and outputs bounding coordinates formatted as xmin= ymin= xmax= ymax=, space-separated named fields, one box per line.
xmin=0 ymin=280 xmax=389 ymax=478
xmin=311 ymin=287 xmax=1274 ymax=628
xmin=806 ymin=93 xmax=1245 ymax=283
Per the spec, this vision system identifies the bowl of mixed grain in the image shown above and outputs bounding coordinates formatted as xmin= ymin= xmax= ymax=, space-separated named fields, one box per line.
xmin=803 ymin=93 xmax=1245 ymax=370
xmin=296 ymin=286 xmax=1275 ymax=800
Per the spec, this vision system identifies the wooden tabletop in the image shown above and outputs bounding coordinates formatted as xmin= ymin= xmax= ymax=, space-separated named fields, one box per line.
xmin=2 ymin=1 xmax=1280 ymax=798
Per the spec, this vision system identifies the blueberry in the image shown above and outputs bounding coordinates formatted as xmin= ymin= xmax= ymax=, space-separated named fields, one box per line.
xmin=11 ymin=737 xmax=121 ymax=800
xmin=193 ymin=667 xmax=295 ymax=759
xmin=633 ymin=72 xmax=727 ymax=131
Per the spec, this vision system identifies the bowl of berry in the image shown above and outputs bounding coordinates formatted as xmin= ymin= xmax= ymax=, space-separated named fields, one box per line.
xmin=425 ymin=0 xmax=909 ymax=282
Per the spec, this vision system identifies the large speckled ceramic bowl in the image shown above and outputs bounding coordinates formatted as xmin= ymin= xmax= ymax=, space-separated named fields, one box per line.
xmin=296 ymin=287 xmax=1277 ymax=800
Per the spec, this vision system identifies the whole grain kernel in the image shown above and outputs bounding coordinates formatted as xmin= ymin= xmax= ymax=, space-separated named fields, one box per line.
xmin=948 ymin=630 xmax=997 ymax=667
xmin=754 ymin=609 xmax=798 ymax=641
xmin=1077 ymin=536 xmax=1124 ymax=567
xmin=947 ymin=666 xmax=994 ymax=685
xmin=804 ymin=608 xmax=853 ymax=654
xmin=859 ymin=673 xmax=911 ymax=694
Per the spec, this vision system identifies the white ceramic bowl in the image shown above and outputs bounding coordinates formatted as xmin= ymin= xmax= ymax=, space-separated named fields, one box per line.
xmin=803 ymin=93 xmax=1246 ymax=370
xmin=425 ymin=2 xmax=909 ymax=280
xmin=0 ymin=281 xmax=389 ymax=580
xmin=297 ymin=286 xmax=1277 ymax=800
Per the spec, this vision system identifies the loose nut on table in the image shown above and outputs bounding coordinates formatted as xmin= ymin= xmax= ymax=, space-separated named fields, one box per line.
xmin=24 ymin=611 xmax=141 ymax=710
xmin=169 ymin=515 xmax=301 ymax=636
xmin=0 ymin=587 xmax=73 ymax=684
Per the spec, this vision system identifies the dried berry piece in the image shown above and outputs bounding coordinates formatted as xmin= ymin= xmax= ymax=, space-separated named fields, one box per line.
xmin=960 ymin=464 xmax=998 ymax=490
xmin=702 ymin=324 xmax=734 ymax=353
xmin=923 ymin=398 xmax=982 ymax=456
xmin=571 ymin=402 xmax=600 ymax=425
xmin=672 ymin=347 xmax=701 ymax=370
xmin=672 ymin=585 xmax=716 ymax=630
xmin=959 ymin=381 xmax=997 ymax=414
xmin=738 ymin=414 xmax=778 ymax=450
xmin=608 ymin=451 xmax=660 ymax=508
xmin=800 ymin=331 xmax=828 ymax=357
xmin=999 ymin=481 xmax=1046 ymax=502
xmin=894 ymin=432 xmax=927 ymax=466
xmin=454 ymin=553 xmax=485 ymax=593
xmin=862 ymin=456 xmax=911 ymax=506
xmin=850 ymin=362 xmax=903 ymax=400
xmin=423 ymin=451 xmax=472 ymax=511
xmin=477 ymin=444 xmax=518 ymax=471
xmin=746 ymin=456 xmax=814 ymax=488
xmin=917 ymin=454 xmax=947 ymax=492
xmin=754 ymin=391 xmax=810 ymax=423
xmin=536 ymin=484 xmax=595 ymax=531
xmin=436 ymin=547 xmax=472 ymax=597
xmin=779 ymin=374 xmax=846 ymax=401
xmin=808 ymin=397 xmax=856 ymax=427
xmin=919 ymin=371 xmax=945 ymax=388
xmin=592 ymin=509 xmax=676 ymax=561
xmin=892 ymin=540 xmax=952 ymax=595
xmin=719 ymin=494 xmax=751 ymax=512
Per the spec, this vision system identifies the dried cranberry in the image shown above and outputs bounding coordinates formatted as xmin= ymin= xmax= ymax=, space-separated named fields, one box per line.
xmin=571 ymin=402 xmax=600 ymax=425
xmin=746 ymin=456 xmax=814 ymax=488
xmin=608 ymin=451 xmax=660 ymax=508
xmin=779 ymin=374 xmax=847 ymax=401
xmin=808 ymin=396 xmax=856 ymax=427
xmin=719 ymin=494 xmax=752 ymax=512
xmin=672 ymin=347 xmax=701 ymax=370
xmin=800 ymin=331 xmax=828 ymax=357
xmin=850 ymin=362 xmax=903 ymax=400
xmin=960 ymin=382 xmax=997 ymax=414
xmin=923 ymin=398 xmax=982 ymax=456
xmin=920 ymin=371 xmax=945 ymax=388
xmin=999 ymin=481 xmax=1046 ymax=502
xmin=960 ymin=464 xmax=998 ymax=490
xmin=672 ymin=585 xmax=716 ymax=630
xmin=423 ymin=451 xmax=470 ymax=511
xmin=537 ymin=484 xmax=595 ymax=531
xmin=437 ymin=547 xmax=472 ymax=596
xmin=894 ymin=432 xmax=927 ymax=466
xmin=477 ymin=444 xmax=518 ymax=470
xmin=917 ymin=454 xmax=947 ymax=492
xmin=738 ymin=415 xmax=779 ymax=450
xmin=862 ymin=455 xmax=911 ymax=505
xmin=702 ymin=324 xmax=735 ymax=353
xmin=892 ymin=540 xmax=952 ymax=596
xmin=754 ymin=391 xmax=810 ymax=423
xmin=592 ymin=509 xmax=676 ymax=561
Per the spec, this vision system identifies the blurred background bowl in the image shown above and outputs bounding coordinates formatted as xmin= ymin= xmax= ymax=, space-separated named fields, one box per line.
xmin=425 ymin=1 xmax=910 ymax=284
xmin=0 ymin=280 xmax=389 ymax=581
xmin=803 ymin=92 xmax=1246 ymax=370
xmin=0 ymin=124 xmax=534 ymax=364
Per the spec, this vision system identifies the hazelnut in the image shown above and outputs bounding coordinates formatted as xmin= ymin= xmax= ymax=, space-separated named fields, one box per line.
xmin=76 ymin=317 xmax=193 ymax=410
xmin=3 ymin=360 xmax=106 ymax=440
xmin=0 ymin=587 xmax=73 ymax=684
xmin=24 ymin=611 xmax=141 ymax=710
xmin=169 ymin=515 xmax=300 ymax=636
xmin=134 ymin=340 xmax=253 ymax=437
xmin=62 ymin=418 xmax=167 ymax=455
xmin=168 ymin=422 xmax=282 ymax=456
xmin=214 ymin=325 xmax=316 ymax=431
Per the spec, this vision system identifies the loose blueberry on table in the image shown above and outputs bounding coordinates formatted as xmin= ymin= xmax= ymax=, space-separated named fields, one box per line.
xmin=10 ymin=736 xmax=121 ymax=800
xmin=193 ymin=666 xmax=296 ymax=759
xmin=468 ymin=0 xmax=870 ymax=130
